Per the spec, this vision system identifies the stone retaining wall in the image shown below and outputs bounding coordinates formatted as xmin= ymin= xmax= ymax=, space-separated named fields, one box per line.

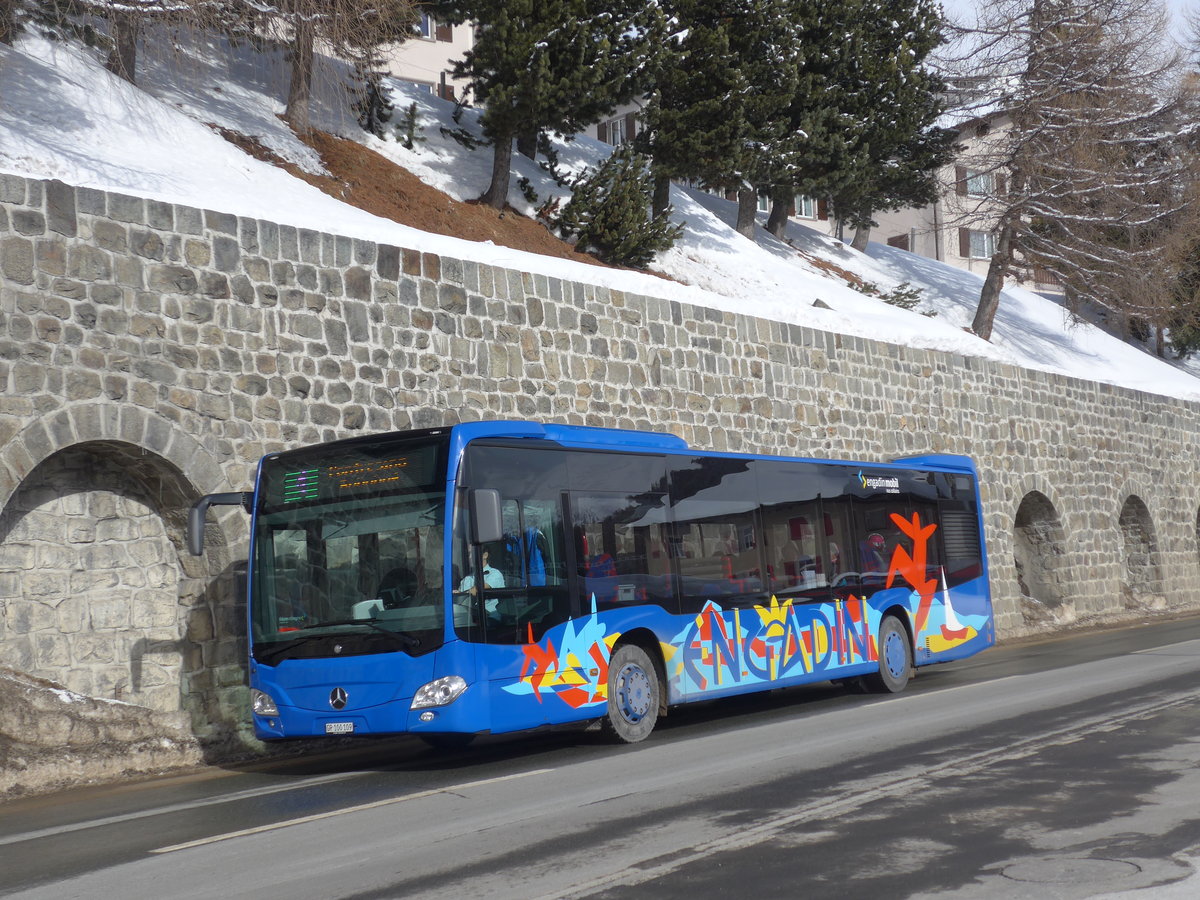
xmin=2 ymin=172 xmax=1199 ymax=755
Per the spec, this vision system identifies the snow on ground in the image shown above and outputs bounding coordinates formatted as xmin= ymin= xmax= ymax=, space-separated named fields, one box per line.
xmin=2 ymin=31 xmax=1199 ymax=401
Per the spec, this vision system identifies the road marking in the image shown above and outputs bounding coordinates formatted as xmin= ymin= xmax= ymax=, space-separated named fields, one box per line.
xmin=151 ymin=769 xmax=553 ymax=854
xmin=0 ymin=769 xmax=368 ymax=848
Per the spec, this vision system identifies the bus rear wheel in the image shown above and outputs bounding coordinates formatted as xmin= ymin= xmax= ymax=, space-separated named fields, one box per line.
xmin=602 ymin=644 xmax=660 ymax=743
xmin=866 ymin=615 xmax=912 ymax=693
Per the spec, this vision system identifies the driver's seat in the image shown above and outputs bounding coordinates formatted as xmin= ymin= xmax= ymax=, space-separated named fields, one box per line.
xmin=377 ymin=567 xmax=417 ymax=609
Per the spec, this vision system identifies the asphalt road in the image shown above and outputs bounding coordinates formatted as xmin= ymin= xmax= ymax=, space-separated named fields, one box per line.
xmin=4 ymin=615 xmax=1200 ymax=899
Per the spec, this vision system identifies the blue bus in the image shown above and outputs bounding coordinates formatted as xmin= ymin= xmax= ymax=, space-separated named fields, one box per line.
xmin=189 ymin=421 xmax=993 ymax=744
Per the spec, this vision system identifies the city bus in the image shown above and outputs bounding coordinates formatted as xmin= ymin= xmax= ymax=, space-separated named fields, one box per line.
xmin=188 ymin=421 xmax=993 ymax=744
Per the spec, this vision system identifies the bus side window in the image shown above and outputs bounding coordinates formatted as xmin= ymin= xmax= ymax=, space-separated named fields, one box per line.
xmin=761 ymin=503 xmax=828 ymax=601
xmin=822 ymin=499 xmax=858 ymax=599
xmin=569 ymin=491 xmax=671 ymax=613
xmin=668 ymin=456 xmax=766 ymax=613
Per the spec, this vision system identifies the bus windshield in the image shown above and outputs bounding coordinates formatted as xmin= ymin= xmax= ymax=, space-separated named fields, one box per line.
xmin=250 ymin=434 xmax=450 ymax=665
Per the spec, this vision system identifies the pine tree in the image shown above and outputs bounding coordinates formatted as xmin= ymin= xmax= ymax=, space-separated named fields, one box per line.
xmin=638 ymin=0 xmax=804 ymax=240
xmin=555 ymin=145 xmax=684 ymax=268
xmin=756 ymin=0 xmax=858 ymax=237
xmin=824 ymin=0 xmax=958 ymax=250
xmin=637 ymin=6 xmax=747 ymax=218
xmin=432 ymin=0 xmax=658 ymax=209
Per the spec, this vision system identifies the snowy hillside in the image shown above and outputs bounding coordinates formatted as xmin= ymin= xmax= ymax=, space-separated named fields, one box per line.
xmin=3 ymin=31 xmax=1199 ymax=401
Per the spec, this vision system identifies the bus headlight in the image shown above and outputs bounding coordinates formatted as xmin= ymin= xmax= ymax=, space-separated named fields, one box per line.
xmin=251 ymin=688 xmax=280 ymax=717
xmin=411 ymin=675 xmax=467 ymax=709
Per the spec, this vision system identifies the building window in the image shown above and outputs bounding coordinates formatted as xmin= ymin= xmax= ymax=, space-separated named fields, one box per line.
xmin=956 ymin=166 xmax=1006 ymax=198
xmin=793 ymin=195 xmax=817 ymax=219
xmin=416 ymin=15 xmax=453 ymax=41
xmin=965 ymin=170 xmax=994 ymax=197
xmin=400 ymin=79 xmax=436 ymax=95
xmin=757 ymin=194 xmax=771 ymax=213
xmin=599 ymin=116 xmax=634 ymax=145
xmin=968 ymin=229 xmax=995 ymax=259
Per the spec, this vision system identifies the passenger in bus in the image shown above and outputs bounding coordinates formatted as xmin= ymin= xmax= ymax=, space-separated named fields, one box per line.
xmin=828 ymin=541 xmax=843 ymax=575
xmin=860 ymin=533 xmax=888 ymax=573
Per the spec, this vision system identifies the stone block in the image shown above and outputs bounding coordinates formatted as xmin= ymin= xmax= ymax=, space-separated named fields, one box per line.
xmin=109 ymin=193 xmax=145 ymax=224
xmin=45 ymin=180 xmax=77 ymax=237
xmin=205 ymin=209 xmax=238 ymax=235
xmin=0 ymin=173 xmax=27 ymax=203
xmin=1 ymin=236 xmax=34 ymax=285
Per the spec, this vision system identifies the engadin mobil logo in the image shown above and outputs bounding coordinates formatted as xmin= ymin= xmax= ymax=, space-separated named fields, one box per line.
xmin=858 ymin=471 xmax=901 ymax=494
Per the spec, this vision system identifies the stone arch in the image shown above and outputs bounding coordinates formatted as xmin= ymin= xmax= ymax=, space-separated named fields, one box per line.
xmin=1013 ymin=490 xmax=1069 ymax=624
xmin=1118 ymin=494 xmax=1164 ymax=607
xmin=0 ymin=405 xmax=243 ymax=735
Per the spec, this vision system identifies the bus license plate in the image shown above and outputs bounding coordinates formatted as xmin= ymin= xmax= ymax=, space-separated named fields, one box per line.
xmin=325 ymin=722 xmax=354 ymax=734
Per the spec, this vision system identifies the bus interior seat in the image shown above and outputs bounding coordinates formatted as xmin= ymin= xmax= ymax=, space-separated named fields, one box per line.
xmin=377 ymin=566 xmax=417 ymax=608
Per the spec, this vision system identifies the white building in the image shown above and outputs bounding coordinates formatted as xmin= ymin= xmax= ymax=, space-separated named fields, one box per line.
xmin=380 ymin=14 xmax=472 ymax=101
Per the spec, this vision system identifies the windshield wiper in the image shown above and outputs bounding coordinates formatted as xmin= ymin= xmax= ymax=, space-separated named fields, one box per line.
xmin=306 ymin=619 xmax=421 ymax=649
xmin=255 ymin=634 xmax=328 ymax=666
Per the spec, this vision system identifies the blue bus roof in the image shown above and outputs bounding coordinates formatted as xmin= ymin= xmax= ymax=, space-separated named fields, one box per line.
xmin=447 ymin=421 xmax=977 ymax=475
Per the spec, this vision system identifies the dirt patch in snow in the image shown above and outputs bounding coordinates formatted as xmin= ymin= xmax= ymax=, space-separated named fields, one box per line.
xmin=214 ymin=124 xmax=610 ymax=267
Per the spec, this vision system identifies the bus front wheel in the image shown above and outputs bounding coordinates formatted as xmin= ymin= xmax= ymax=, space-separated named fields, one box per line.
xmin=602 ymin=644 xmax=660 ymax=743
xmin=866 ymin=615 xmax=912 ymax=693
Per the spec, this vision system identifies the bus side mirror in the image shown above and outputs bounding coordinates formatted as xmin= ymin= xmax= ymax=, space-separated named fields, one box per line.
xmin=188 ymin=492 xmax=253 ymax=556
xmin=470 ymin=489 xmax=503 ymax=545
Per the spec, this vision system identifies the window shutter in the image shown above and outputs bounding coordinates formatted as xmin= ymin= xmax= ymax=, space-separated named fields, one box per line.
xmin=959 ymin=228 xmax=971 ymax=258
xmin=955 ymin=166 xmax=968 ymax=196
xmin=625 ymin=112 xmax=638 ymax=141
xmin=597 ymin=121 xmax=609 ymax=144
xmin=435 ymin=22 xmax=452 ymax=42
xmin=994 ymin=173 xmax=1007 ymax=196
xmin=817 ymin=199 xmax=829 ymax=220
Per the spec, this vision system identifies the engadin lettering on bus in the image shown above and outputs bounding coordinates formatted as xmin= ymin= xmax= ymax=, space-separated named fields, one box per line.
xmin=858 ymin=471 xmax=901 ymax=494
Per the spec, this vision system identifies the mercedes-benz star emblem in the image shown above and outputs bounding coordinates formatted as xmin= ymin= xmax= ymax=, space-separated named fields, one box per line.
xmin=329 ymin=687 xmax=348 ymax=710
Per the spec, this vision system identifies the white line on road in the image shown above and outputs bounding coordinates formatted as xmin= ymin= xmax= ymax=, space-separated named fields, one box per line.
xmin=150 ymin=769 xmax=554 ymax=854
xmin=0 ymin=769 xmax=369 ymax=848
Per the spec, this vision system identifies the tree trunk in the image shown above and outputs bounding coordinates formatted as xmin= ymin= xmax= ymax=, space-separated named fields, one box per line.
xmin=735 ymin=188 xmax=757 ymax=240
xmin=105 ymin=12 xmax=140 ymax=84
xmin=482 ymin=133 xmax=514 ymax=209
xmin=971 ymin=220 xmax=1016 ymax=341
xmin=286 ymin=19 xmax=315 ymax=135
xmin=850 ymin=222 xmax=871 ymax=253
xmin=1 ymin=0 xmax=15 ymax=45
xmin=651 ymin=174 xmax=671 ymax=220
xmin=516 ymin=125 xmax=538 ymax=161
xmin=766 ymin=198 xmax=789 ymax=238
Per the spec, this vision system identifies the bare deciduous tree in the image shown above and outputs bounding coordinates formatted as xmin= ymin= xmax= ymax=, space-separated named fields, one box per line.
xmin=1 ymin=0 xmax=16 ymax=45
xmin=944 ymin=0 xmax=1191 ymax=343
xmin=234 ymin=1 xmax=416 ymax=136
